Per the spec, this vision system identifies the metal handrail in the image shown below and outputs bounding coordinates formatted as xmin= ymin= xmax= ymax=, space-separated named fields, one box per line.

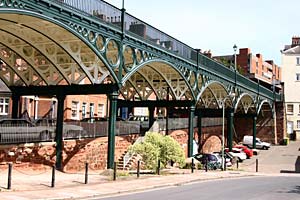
xmin=46 ymin=0 xmax=280 ymax=101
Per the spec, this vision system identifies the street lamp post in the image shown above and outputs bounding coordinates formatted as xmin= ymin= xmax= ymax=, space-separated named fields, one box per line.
xmin=221 ymin=94 xmax=235 ymax=170
xmin=233 ymin=44 xmax=237 ymax=91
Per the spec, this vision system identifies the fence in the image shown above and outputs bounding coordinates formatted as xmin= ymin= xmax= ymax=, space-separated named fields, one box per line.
xmin=0 ymin=117 xmax=223 ymax=144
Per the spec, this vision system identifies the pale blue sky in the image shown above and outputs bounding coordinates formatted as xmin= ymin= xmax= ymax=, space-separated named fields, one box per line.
xmin=107 ymin=0 xmax=300 ymax=65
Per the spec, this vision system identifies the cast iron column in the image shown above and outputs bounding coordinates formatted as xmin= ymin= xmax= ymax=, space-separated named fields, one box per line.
xmin=11 ymin=93 xmax=20 ymax=118
xmin=252 ymin=116 xmax=257 ymax=149
xmin=227 ymin=109 xmax=234 ymax=151
xmin=55 ymin=93 xmax=65 ymax=170
xmin=148 ymin=106 xmax=155 ymax=129
xmin=107 ymin=92 xmax=118 ymax=169
xmin=197 ymin=115 xmax=202 ymax=154
xmin=188 ymin=105 xmax=195 ymax=157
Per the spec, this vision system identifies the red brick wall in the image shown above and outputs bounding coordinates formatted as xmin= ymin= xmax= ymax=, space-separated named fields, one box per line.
xmin=234 ymin=117 xmax=275 ymax=144
xmin=0 ymin=135 xmax=138 ymax=172
xmin=275 ymin=101 xmax=286 ymax=144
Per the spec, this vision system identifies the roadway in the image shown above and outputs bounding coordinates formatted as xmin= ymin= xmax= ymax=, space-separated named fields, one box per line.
xmin=98 ymin=176 xmax=300 ymax=200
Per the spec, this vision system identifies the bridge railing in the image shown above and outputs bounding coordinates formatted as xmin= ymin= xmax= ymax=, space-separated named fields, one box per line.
xmin=52 ymin=0 xmax=280 ymax=101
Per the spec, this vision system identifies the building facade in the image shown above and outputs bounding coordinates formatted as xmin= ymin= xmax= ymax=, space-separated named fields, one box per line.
xmin=213 ymin=48 xmax=281 ymax=88
xmin=281 ymin=36 xmax=300 ymax=138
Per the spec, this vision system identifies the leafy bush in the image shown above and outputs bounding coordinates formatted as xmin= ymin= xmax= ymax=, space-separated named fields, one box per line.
xmin=129 ymin=132 xmax=185 ymax=170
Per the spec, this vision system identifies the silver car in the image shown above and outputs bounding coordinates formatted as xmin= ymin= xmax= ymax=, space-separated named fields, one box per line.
xmin=0 ymin=118 xmax=54 ymax=144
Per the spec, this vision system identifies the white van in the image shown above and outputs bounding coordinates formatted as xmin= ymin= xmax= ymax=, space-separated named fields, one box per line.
xmin=243 ymin=135 xmax=270 ymax=150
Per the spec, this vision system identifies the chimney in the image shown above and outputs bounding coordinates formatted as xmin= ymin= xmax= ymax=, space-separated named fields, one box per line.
xmin=291 ymin=36 xmax=300 ymax=47
xmin=204 ymin=50 xmax=212 ymax=58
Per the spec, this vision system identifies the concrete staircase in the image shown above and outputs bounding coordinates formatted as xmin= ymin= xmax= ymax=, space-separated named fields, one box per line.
xmin=117 ymin=151 xmax=142 ymax=170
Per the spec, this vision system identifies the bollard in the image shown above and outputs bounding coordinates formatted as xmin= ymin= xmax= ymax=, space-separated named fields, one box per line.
xmin=191 ymin=158 xmax=194 ymax=173
xmin=256 ymin=159 xmax=258 ymax=172
xmin=224 ymin=159 xmax=226 ymax=171
xmin=113 ymin=162 xmax=117 ymax=181
xmin=236 ymin=160 xmax=239 ymax=169
xmin=205 ymin=157 xmax=208 ymax=172
xmin=51 ymin=165 xmax=55 ymax=188
xmin=137 ymin=160 xmax=140 ymax=178
xmin=84 ymin=162 xmax=88 ymax=184
xmin=157 ymin=159 xmax=161 ymax=175
xmin=7 ymin=163 xmax=12 ymax=190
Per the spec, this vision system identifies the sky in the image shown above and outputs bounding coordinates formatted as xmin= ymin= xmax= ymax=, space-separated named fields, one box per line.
xmin=106 ymin=0 xmax=300 ymax=65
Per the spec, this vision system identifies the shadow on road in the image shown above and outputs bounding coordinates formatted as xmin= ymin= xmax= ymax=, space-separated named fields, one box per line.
xmin=285 ymin=185 xmax=300 ymax=194
xmin=280 ymin=156 xmax=300 ymax=173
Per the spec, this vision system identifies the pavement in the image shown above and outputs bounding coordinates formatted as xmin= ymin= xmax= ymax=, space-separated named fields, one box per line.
xmin=0 ymin=140 xmax=300 ymax=200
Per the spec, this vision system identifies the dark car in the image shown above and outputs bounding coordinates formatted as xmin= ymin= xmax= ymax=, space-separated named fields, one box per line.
xmin=193 ymin=153 xmax=222 ymax=170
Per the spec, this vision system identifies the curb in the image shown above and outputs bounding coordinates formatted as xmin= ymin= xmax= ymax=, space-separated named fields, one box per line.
xmin=52 ymin=172 xmax=259 ymax=200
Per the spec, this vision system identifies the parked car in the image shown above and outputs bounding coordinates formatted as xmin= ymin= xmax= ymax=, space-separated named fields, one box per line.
xmin=80 ymin=117 xmax=125 ymax=123
xmin=0 ymin=118 xmax=54 ymax=143
xmin=213 ymin=151 xmax=233 ymax=167
xmin=193 ymin=153 xmax=232 ymax=169
xmin=233 ymin=145 xmax=253 ymax=159
xmin=128 ymin=115 xmax=149 ymax=129
xmin=35 ymin=118 xmax=86 ymax=139
xmin=225 ymin=147 xmax=247 ymax=162
xmin=243 ymin=135 xmax=271 ymax=150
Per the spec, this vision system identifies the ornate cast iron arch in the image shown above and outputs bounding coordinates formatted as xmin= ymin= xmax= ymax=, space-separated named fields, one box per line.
xmin=234 ymin=93 xmax=257 ymax=114
xmin=196 ymin=80 xmax=231 ymax=108
xmin=257 ymin=99 xmax=273 ymax=116
xmin=121 ymin=59 xmax=196 ymax=101
xmin=0 ymin=8 xmax=121 ymax=86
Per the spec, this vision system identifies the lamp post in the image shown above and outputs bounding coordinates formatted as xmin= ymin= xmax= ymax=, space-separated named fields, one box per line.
xmin=233 ymin=44 xmax=237 ymax=91
xmin=221 ymin=94 xmax=235 ymax=170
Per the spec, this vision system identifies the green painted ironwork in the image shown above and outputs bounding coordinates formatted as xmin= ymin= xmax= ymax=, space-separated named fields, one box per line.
xmin=108 ymin=91 xmax=118 ymax=169
xmin=188 ymin=105 xmax=195 ymax=157
xmin=0 ymin=0 xmax=281 ymax=104
xmin=0 ymin=0 xmax=284 ymax=169
xmin=252 ymin=116 xmax=257 ymax=149
xmin=227 ymin=109 xmax=234 ymax=151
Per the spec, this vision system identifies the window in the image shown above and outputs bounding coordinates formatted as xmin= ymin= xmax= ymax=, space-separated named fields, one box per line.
xmin=287 ymin=104 xmax=294 ymax=114
xmin=89 ymin=103 xmax=94 ymax=118
xmin=97 ymin=104 xmax=104 ymax=117
xmin=297 ymin=120 xmax=300 ymax=129
xmin=296 ymin=73 xmax=300 ymax=81
xmin=297 ymin=57 xmax=300 ymax=65
xmin=0 ymin=97 xmax=9 ymax=115
xmin=82 ymin=102 xmax=87 ymax=119
xmin=71 ymin=101 xmax=79 ymax=119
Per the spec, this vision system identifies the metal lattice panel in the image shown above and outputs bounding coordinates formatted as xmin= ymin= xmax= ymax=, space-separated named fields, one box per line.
xmin=235 ymin=93 xmax=257 ymax=114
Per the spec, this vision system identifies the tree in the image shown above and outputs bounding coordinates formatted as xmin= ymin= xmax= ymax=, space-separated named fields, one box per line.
xmin=129 ymin=132 xmax=185 ymax=170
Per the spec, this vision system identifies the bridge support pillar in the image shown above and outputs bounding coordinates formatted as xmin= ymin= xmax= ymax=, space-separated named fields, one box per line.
xmin=148 ymin=106 xmax=155 ymax=129
xmin=227 ymin=109 xmax=234 ymax=151
xmin=188 ymin=105 xmax=195 ymax=157
xmin=107 ymin=91 xmax=118 ymax=169
xmin=252 ymin=116 xmax=257 ymax=149
xmin=55 ymin=93 xmax=65 ymax=171
xmin=11 ymin=93 xmax=20 ymax=118
xmin=197 ymin=115 xmax=202 ymax=153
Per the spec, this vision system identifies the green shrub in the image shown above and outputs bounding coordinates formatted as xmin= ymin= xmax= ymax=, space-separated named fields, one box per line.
xmin=129 ymin=132 xmax=185 ymax=170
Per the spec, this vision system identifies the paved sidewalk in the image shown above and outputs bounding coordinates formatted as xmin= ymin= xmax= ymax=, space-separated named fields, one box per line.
xmin=0 ymin=168 xmax=259 ymax=200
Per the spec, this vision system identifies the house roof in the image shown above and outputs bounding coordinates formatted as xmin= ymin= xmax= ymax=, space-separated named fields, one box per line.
xmin=282 ymin=45 xmax=300 ymax=54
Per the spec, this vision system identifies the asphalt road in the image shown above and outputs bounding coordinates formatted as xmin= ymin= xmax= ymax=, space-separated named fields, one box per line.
xmin=98 ymin=176 xmax=300 ymax=200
